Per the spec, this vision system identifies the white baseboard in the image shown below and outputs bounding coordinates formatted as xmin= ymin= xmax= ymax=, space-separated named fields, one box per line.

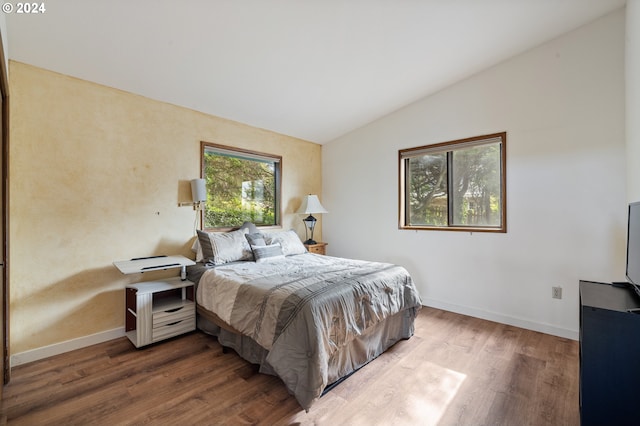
xmin=11 ymin=327 xmax=126 ymax=367
xmin=10 ymin=301 xmax=578 ymax=367
xmin=422 ymin=298 xmax=579 ymax=341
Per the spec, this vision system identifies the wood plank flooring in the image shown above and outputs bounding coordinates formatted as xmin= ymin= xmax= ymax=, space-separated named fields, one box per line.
xmin=1 ymin=307 xmax=579 ymax=425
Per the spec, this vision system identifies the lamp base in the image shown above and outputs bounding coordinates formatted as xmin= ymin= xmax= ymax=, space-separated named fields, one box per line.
xmin=303 ymin=239 xmax=317 ymax=245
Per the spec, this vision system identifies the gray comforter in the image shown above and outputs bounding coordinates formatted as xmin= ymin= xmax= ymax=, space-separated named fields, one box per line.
xmin=194 ymin=253 xmax=422 ymax=410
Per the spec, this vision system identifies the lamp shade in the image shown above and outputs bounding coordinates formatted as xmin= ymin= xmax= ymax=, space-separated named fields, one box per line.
xmin=297 ymin=194 xmax=328 ymax=214
xmin=191 ymin=178 xmax=207 ymax=203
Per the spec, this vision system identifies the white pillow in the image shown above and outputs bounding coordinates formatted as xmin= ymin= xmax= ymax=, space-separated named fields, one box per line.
xmin=265 ymin=230 xmax=307 ymax=256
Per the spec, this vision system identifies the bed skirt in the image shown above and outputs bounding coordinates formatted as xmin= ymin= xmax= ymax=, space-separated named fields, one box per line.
xmin=197 ymin=305 xmax=418 ymax=395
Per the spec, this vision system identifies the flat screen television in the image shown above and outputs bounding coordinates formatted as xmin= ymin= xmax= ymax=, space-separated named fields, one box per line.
xmin=627 ymin=201 xmax=640 ymax=293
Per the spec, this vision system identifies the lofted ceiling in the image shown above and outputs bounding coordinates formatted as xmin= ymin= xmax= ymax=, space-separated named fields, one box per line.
xmin=5 ymin=0 xmax=626 ymax=143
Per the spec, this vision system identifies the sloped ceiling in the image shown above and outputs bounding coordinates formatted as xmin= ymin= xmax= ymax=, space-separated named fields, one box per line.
xmin=6 ymin=0 xmax=626 ymax=143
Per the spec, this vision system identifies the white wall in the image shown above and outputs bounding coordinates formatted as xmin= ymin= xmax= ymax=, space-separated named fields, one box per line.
xmin=322 ymin=10 xmax=626 ymax=339
xmin=628 ymin=1 xmax=640 ymax=202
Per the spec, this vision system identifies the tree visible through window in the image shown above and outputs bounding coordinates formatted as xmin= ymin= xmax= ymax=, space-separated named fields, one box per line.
xmin=201 ymin=142 xmax=281 ymax=230
xmin=399 ymin=132 xmax=506 ymax=232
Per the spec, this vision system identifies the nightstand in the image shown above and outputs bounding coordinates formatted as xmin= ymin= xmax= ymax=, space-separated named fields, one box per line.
xmin=304 ymin=242 xmax=327 ymax=255
xmin=124 ymin=278 xmax=195 ymax=348
xmin=114 ymin=255 xmax=196 ymax=348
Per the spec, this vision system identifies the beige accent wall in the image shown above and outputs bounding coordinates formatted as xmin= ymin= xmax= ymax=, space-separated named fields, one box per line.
xmin=8 ymin=61 xmax=322 ymax=355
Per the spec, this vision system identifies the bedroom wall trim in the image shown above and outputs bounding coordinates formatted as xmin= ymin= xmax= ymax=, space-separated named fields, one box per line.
xmin=10 ymin=327 xmax=125 ymax=367
xmin=422 ymin=298 xmax=579 ymax=341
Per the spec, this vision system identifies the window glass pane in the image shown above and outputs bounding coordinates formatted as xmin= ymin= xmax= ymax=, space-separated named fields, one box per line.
xmin=451 ymin=142 xmax=501 ymax=227
xmin=399 ymin=132 xmax=506 ymax=232
xmin=407 ymin=153 xmax=448 ymax=226
xmin=203 ymin=148 xmax=278 ymax=228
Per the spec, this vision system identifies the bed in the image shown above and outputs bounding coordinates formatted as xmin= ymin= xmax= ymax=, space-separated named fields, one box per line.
xmin=188 ymin=226 xmax=422 ymax=411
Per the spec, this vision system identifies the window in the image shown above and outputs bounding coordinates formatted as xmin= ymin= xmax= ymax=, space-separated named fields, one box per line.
xmin=399 ymin=132 xmax=506 ymax=232
xmin=201 ymin=142 xmax=281 ymax=230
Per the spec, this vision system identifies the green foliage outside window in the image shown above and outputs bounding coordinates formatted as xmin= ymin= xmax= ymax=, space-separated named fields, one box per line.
xmin=202 ymin=145 xmax=280 ymax=229
xmin=452 ymin=143 xmax=501 ymax=226
xmin=401 ymin=133 xmax=506 ymax=232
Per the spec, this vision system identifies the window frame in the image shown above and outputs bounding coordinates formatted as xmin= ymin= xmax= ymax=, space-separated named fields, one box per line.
xmin=398 ymin=132 xmax=507 ymax=233
xmin=200 ymin=141 xmax=282 ymax=232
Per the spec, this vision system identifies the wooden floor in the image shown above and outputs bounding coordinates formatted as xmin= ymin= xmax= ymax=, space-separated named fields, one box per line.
xmin=1 ymin=307 xmax=579 ymax=425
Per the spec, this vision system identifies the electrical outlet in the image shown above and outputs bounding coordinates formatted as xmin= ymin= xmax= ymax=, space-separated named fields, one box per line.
xmin=552 ymin=286 xmax=562 ymax=299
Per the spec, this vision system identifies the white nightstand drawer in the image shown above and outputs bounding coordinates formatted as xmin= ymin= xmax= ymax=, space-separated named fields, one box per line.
xmin=152 ymin=316 xmax=196 ymax=342
xmin=153 ymin=301 xmax=195 ymax=327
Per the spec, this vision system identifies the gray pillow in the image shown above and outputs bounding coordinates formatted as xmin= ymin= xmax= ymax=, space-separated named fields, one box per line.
xmin=252 ymin=243 xmax=285 ymax=263
xmin=196 ymin=228 xmax=252 ymax=265
xmin=245 ymin=232 xmax=267 ymax=247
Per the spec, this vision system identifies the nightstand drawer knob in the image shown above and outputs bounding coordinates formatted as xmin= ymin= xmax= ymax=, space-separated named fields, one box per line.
xmin=165 ymin=307 xmax=183 ymax=313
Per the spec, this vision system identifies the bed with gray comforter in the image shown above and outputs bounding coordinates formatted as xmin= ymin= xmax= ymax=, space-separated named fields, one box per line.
xmin=188 ymin=252 xmax=421 ymax=411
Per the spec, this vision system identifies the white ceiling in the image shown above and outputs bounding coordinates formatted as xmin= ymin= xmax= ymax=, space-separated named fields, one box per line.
xmin=6 ymin=0 xmax=626 ymax=144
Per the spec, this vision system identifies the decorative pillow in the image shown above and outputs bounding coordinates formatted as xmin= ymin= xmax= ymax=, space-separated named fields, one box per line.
xmin=192 ymin=222 xmax=258 ymax=262
xmin=265 ymin=230 xmax=307 ymax=256
xmin=196 ymin=228 xmax=253 ymax=265
xmin=245 ymin=232 xmax=267 ymax=247
xmin=251 ymin=243 xmax=285 ymax=263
